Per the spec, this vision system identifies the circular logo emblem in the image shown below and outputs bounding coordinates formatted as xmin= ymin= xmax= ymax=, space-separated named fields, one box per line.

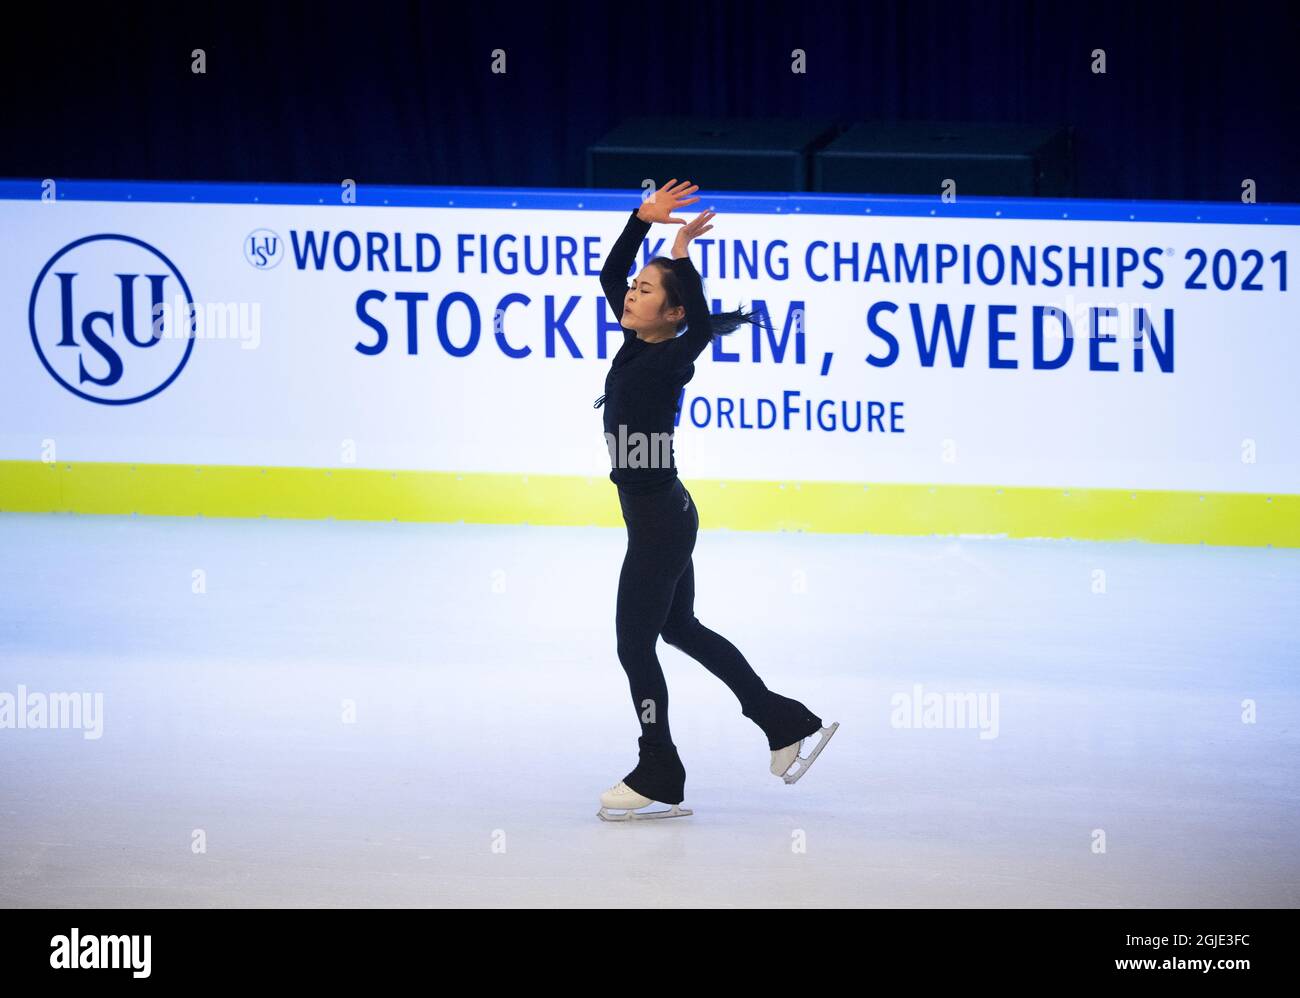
xmin=29 ymin=234 xmax=195 ymax=405
xmin=244 ymin=228 xmax=284 ymax=269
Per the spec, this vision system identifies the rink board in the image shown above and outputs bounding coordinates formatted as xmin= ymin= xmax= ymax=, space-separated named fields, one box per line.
xmin=2 ymin=179 xmax=1297 ymax=546
xmin=2 ymin=461 xmax=1295 ymax=548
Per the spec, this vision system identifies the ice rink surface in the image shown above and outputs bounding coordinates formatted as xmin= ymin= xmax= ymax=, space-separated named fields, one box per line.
xmin=1 ymin=510 xmax=1297 ymax=908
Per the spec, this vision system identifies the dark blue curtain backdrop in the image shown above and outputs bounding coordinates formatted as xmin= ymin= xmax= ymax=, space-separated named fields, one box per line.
xmin=2 ymin=0 xmax=1295 ymax=202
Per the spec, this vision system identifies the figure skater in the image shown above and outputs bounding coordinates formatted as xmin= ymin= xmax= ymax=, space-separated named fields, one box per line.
xmin=593 ymin=178 xmax=839 ymax=821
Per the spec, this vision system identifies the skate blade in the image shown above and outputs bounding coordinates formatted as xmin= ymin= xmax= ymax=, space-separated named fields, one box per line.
xmin=782 ymin=722 xmax=839 ymax=784
xmin=597 ymin=804 xmax=693 ymax=821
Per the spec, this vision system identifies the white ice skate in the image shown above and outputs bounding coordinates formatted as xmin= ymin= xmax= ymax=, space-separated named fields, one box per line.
xmin=597 ymin=781 xmax=693 ymax=821
xmin=770 ymin=721 xmax=840 ymax=784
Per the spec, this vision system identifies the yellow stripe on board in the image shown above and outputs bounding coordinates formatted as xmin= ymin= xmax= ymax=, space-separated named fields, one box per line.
xmin=1 ymin=460 xmax=1296 ymax=548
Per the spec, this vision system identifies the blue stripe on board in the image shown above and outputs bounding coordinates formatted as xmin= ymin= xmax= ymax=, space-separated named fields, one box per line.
xmin=0 ymin=178 xmax=1296 ymax=225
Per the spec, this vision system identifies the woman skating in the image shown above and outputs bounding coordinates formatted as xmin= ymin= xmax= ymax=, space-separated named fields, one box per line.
xmin=593 ymin=179 xmax=839 ymax=821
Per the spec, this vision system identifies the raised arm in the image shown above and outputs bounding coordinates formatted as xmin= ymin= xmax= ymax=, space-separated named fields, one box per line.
xmin=663 ymin=207 xmax=718 ymax=367
xmin=664 ymin=253 xmax=715 ymax=366
xmin=599 ymin=208 xmax=652 ymax=328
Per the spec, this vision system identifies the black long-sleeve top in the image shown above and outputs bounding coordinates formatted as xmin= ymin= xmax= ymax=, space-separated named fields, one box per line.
xmin=593 ymin=208 xmax=715 ymax=494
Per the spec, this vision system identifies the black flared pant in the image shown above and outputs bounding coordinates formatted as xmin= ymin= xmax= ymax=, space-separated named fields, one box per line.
xmin=613 ymin=478 xmax=821 ymax=804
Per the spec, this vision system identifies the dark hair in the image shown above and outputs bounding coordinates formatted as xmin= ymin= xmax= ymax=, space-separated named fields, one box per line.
xmin=647 ymin=256 xmax=761 ymax=338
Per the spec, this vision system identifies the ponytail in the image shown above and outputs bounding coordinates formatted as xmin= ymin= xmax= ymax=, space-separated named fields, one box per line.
xmin=708 ymin=306 xmax=762 ymax=337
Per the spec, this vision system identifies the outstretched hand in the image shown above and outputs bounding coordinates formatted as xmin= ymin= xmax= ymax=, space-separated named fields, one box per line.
xmin=636 ymin=178 xmax=700 ymax=224
xmin=672 ymin=209 xmax=715 ymax=258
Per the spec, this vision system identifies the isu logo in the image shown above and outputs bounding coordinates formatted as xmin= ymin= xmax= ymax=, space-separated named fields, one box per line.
xmin=244 ymin=228 xmax=283 ymax=269
xmin=28 ymin=234 xmax=196 ymax=405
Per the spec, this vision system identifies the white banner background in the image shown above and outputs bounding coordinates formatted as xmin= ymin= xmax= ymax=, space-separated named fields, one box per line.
xmin=2 ymin=195 xmax=1296 ymax=493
